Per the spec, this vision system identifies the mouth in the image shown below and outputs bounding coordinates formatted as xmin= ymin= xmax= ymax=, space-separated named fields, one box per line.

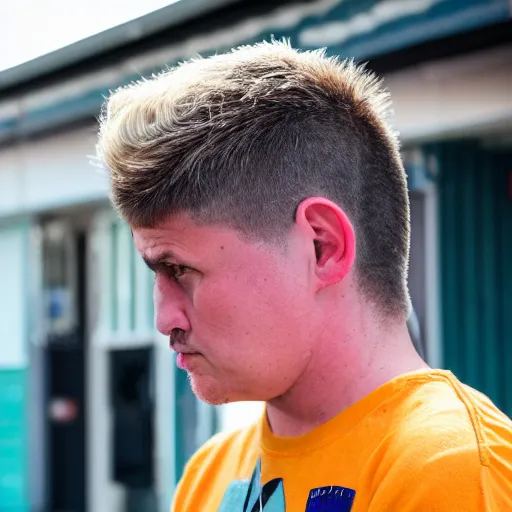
xmin=169 ymin=334 xmax=203 ymax=370
xmin=176 ymin=352 xmax=202 ymax=370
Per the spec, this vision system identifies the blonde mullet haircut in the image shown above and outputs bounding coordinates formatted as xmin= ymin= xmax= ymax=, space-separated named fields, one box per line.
xmin=97 ymin=39 xmax=410 ymax=317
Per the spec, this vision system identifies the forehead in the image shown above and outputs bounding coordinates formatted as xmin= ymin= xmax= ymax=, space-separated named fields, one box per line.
xmin=131 ymin=214 xmax=290 ymax=273
xmin=131 ymin=214 xmax=249 ymax=263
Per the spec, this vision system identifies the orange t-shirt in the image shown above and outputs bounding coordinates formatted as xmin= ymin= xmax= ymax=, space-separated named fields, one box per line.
xmin=171 ymin=370 xmax=512 ymax=511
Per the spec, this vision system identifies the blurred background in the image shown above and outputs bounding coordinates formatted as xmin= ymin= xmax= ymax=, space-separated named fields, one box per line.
xmin=0 ymin=0 xmax=511 ymax=511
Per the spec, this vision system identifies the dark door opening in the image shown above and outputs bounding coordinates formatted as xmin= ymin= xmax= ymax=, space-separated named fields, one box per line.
xmin=43 ymin=226 xmax=87 ymax=512
xmin=109 ymin=346 xmax=157 ymax=512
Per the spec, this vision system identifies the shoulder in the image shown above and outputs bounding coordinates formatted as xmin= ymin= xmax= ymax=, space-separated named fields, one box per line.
xmin=380 ymin=373 xmax=484 ymax=478
xmin=183 ymin=421 xmax=259 ymax=475
xmin=369 ymin=371 xmax=512 ymax=511
xmin=171 ymin=421 xmax=259 ymax=511
xmin=387 ymin=370 xmax=512 ymax=471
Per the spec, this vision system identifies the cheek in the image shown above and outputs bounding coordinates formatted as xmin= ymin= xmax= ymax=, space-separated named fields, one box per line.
xmin=193 ymin=269 xmax=310 ymax=356
xmin=192 ymin=275 xmax=255 ymax=334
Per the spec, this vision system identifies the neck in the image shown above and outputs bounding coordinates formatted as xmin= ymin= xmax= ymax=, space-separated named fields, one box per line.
xmin=265 ymin=302 xmax=430 ymax=438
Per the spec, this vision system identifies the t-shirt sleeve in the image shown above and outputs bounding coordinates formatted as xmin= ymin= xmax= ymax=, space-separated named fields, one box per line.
xmin=170 ymin=431 xmax=232 ymax=512
xmin=170 ymin=426 xmax=257 ymax=512
xmin=170 ymin=443 xmax=210 ymax=512
xmin=481 ymin=428 xmax=512 ymax=511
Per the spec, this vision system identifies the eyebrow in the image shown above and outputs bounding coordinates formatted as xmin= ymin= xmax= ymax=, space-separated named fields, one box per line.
xmin=142 ymin=251 xmax=180 ymax=272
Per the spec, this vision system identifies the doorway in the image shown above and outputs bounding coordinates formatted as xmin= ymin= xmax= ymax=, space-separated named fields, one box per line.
xmin=42 ymin=221 xmax=87 ymax=512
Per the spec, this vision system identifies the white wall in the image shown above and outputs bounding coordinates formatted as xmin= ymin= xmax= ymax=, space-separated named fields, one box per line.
xmin=0 ymin=126 xmax=108 ymax=218
xmin=386 ymin=45 xmax=512 ymax=142
xmin=0 ymin=222 xmax=28 ymax=367
xmin=219 ymin=401 xmax=265 ymax=433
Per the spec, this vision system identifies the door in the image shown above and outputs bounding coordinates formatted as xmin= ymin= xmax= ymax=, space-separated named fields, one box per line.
xmin=43 ymin=222 xmax=87 ymax=512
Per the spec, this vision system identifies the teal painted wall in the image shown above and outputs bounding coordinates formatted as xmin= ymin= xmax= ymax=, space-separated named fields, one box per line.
xmin=429 ymin=141 xmax=512 ymax=417
xmin=0 ymin=221 xmax=30 ymax=512
xmin=0 ymin=369 xmax=28 ymax=512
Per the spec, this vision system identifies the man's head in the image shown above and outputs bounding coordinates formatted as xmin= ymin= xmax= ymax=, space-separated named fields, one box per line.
xmin=97 ymin=41 xmax=410 ymax=404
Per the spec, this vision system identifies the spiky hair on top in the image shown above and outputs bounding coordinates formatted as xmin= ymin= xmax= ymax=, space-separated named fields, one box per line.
xmin=96 ymin=39 xmax=410 ymax=317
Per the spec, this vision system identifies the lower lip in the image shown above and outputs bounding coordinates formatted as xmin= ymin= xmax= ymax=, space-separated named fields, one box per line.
xmin=176 ymin=352 xmax=200 ymax=370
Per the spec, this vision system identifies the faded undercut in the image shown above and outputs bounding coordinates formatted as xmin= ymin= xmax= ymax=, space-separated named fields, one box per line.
xmin=96 ymin=40 xmax=410 ymax=317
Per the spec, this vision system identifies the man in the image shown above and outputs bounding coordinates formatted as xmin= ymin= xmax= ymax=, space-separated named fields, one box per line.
xmin=97 ymin=41 xmax=512 ymax=511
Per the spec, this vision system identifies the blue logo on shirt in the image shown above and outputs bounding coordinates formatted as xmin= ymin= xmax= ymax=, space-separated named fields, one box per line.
xmin=305 ymin=486 xmax=356 ymax=511
xmin=217 ymin=460 xmax=355 ymax=511
xmin=218 ymin=460 xmax=285 ymax=511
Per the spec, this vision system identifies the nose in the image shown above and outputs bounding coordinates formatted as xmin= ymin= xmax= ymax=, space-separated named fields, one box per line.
xmin=154 ymin=275 xmax=190 ymax=335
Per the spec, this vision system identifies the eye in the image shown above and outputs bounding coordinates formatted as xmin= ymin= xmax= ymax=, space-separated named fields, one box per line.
xmin=164 ymin=263 xmax=190 ymax=283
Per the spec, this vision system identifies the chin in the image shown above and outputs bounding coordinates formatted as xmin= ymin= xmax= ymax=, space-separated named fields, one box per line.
xmin=189 ymin=374 xmax=232 ymax=405
xmin=189 ymin=374 xmax=271 ymax=405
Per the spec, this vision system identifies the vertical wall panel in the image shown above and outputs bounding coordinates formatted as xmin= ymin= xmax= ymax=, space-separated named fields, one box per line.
xmin=115 ymin=222 xmax=132 ymax=334
xmin=497 ymin=151 xmax=512 ymax=413
xmin=436 ymin=143 xmax=462 ymax=379
xmin=480 ymin=153 xmax=500 ymax=404
xmin=431 ymin=140 xmax=512 ymax=417
xmin=461 ymin=145 xmax=479 ymax=388
xmin=92 ymin=215 xmax=155 ymax=342
xmin=0 ymin=224 xmax=28 ymax=367
xmin=134 ymin=245 xmax=151 ymax=334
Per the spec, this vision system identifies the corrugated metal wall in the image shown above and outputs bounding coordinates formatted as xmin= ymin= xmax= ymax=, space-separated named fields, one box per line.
xmin=428 ymin=140 xmax=512 ymax=417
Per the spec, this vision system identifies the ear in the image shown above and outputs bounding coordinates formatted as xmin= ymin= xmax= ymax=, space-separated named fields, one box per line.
xmin=295 ymin=197 xmax=356 ymax=290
